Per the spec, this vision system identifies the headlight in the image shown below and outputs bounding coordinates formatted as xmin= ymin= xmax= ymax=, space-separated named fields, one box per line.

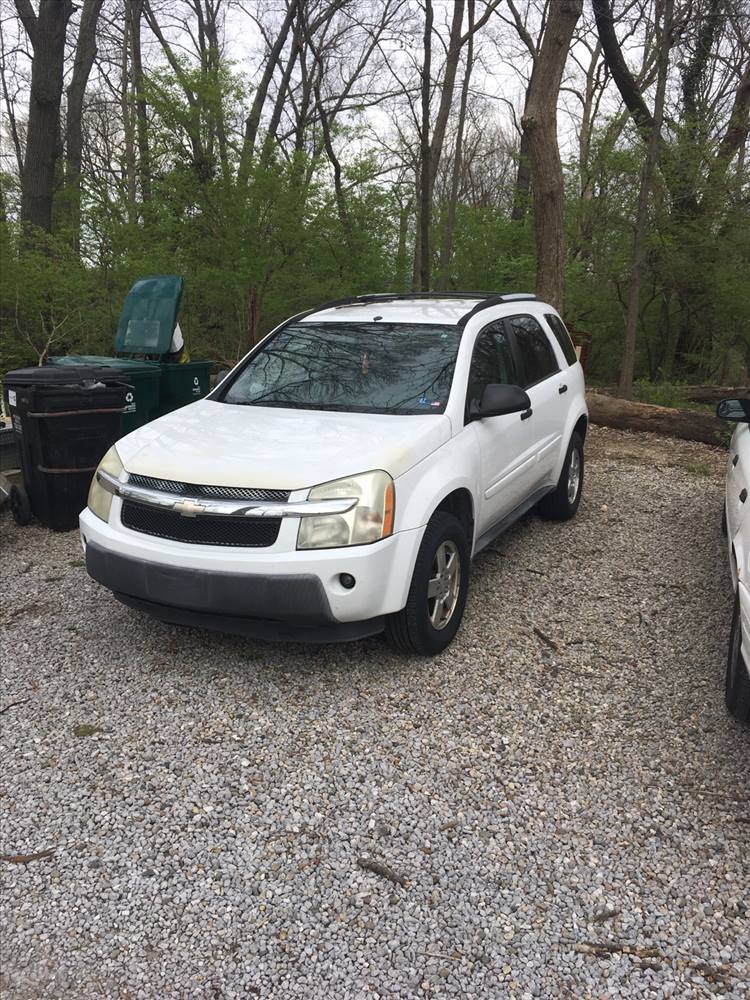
xmin=297 ymin=470 xmax=395 ymax=549
xmin=87 ymin=445 xmax=124 ymax=522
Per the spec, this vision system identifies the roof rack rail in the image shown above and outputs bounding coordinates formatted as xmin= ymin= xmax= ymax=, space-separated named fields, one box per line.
xmin=290 ymin=290 xmax=539 ymax=325
xmin=457 ymin=293 xmax=537 ymax=327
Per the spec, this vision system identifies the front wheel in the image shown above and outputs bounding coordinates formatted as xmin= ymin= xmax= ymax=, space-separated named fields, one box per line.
xmin=537 ymin=431 xmax=584 ymax=521
xmin=385 ymin=511 xmax=470 ymax=656
xmin=726 ymin=591 xmax=750 ymax=723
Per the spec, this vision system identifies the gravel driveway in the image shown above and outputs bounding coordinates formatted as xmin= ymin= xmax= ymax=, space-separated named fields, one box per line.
xmin=1 ymin=426 xmax=747 ymax=999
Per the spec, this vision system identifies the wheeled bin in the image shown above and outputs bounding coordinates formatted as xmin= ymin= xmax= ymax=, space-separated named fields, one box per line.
xmin=47 ymin=356 xmax=161 ymax=434
xmin=158 ymin=360 xmax=213 ymax=414
xmin=49 ymin=275 xmax=212 ymax=431
xmin=114 ymin=275 xmax=213 ymax=415
xmin=3 ymin=366 xmax=129 ymax=530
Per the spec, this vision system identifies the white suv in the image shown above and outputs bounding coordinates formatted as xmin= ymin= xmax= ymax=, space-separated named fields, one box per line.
xmin=81 ymin=293 xmax=588 ymax=655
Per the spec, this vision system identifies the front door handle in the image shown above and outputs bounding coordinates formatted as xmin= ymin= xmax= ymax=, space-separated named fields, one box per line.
xmin=520 ymin=408 xmax=533 ymax=421
xmin=558 ymin=384 xmax=568 ymax=394
xmin=741 ymin=489 xmax=747 ymax=504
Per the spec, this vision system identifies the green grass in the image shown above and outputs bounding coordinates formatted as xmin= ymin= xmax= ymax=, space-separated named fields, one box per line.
xmin=683 ymin=461 xmax=714 ymax=477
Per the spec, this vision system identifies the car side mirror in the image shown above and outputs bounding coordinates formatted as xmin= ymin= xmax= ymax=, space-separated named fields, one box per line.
xmin=717 ymin=398 xmax=750 ymax=423
xmin=473 ymin=383 xmax=531 ymax=419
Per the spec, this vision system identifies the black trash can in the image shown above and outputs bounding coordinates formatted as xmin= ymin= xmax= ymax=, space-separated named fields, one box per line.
xmin=3 ymin=366 xmax=129 ymax=531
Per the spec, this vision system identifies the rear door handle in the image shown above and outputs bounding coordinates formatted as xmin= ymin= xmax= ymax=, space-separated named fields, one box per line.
xmin=558 ymin=384 xmax=568 ymax=394
xmin=733 ymin=454 xmax=739 ymax=467
xmin=520 ymin=408 xmax=533 ymax=421
xmin=741 ymin=489 xmax=747 ymax=504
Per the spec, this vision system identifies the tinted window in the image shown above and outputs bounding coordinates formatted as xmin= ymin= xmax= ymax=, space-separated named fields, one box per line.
xmin=510 ymin=315 xmax=559 ymax=386
xmin=467 ymin=323 xmax=518 ymax=407
xmin=545 ymin=313 xmax=578 ymax=366
xmin=222 ymin=323 xmax=460 ymax=415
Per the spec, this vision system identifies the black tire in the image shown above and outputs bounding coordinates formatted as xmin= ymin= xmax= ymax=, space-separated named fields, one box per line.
xmin=9 ymin=484 xmax=31 ymax=526
xmin=537 ymin=431 xmax=584 ymax=521
xmin=385 ymin=511 xmax=470 ymax=656
xmin=726 ymin=591 xmax=750 ymax=724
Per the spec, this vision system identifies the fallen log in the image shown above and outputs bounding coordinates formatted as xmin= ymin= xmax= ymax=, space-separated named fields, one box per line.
xmin=585 ymin=391 xmax=727 ymax=446
xmin=683 ymin=385 xmax=750 ymax=404
xmin=590 ymin=385 xmax=748 ymax=405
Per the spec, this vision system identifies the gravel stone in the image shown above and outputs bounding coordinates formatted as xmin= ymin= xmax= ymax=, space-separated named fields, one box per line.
xmin=1 ymin=426 xmax=748 ymax=999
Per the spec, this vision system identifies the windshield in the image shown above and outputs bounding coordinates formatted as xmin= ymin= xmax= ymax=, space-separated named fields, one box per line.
xmin=222 ymin=322 xmax=461 ymax=415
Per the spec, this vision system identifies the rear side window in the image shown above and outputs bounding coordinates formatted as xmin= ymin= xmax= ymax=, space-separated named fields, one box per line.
xmin=509 ymin=315 xmax=559 ymax=387
xmin=545 ymin=313 xmax=578 ymax=367
xmin=467 ymin=322 xmax=518 ymax=408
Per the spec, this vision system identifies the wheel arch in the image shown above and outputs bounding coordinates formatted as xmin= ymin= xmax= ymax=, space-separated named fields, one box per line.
xmin=433 ymin=488 xmax=475 ymax=548
xmin=573 ymin=413 xmax=588 ymax=442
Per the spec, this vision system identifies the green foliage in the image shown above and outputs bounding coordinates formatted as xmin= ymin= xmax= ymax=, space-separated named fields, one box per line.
xmin=1 ymin=52 xmax=748 ymax=392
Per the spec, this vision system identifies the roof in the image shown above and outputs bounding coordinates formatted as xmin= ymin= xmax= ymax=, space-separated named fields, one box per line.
xmin=299 ymin=292 xmax=540 ymax=328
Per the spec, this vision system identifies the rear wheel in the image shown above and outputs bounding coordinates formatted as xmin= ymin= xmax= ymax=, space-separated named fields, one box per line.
xmin=726 ymin=591 xmax=750 ymax=723
xmin=385 ymin=511 xmax=469 ymax=656
xmin=537 ymin=431 xmax=584 ymax=521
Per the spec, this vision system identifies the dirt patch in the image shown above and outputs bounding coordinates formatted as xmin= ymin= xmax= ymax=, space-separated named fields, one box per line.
xmin=586 ymin=423 xmax=727 ymax=476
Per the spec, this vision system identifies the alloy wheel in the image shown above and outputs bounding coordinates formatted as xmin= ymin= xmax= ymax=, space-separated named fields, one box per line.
xmin=427 ymin=540 xmax=461 ymax=630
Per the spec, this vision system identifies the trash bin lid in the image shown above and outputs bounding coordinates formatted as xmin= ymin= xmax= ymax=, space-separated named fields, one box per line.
xmin=114 ymin=275 xmax=184 ymax=356
xmin=4 ymin=365 xmax=129 ymax=387
xmin=49 ymin=355 xmax=161 ymax=376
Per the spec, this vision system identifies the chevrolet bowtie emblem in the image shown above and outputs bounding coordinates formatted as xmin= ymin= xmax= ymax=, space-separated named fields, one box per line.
xmin=173 ymin=499 xmax=206 ymax=517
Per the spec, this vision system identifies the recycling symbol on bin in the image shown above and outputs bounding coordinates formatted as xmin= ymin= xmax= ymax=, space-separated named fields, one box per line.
xmin=192 ymin=375 xmax=201 ymax=395
xmin=193 ymin=377 xmax=200 ymax=386
xmin=124 ymin=390 xmax=136 ymax=413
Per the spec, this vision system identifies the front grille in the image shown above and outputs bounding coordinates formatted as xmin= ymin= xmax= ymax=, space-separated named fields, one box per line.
xmin=127 ymin=474 xmax=290 ymax=503
xmin=121 ymin=501 xmax=281 ymax=547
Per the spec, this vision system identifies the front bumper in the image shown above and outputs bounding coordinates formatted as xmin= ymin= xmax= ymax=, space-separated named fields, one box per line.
xmin=79 ymin=505 xmax=424 ymax=635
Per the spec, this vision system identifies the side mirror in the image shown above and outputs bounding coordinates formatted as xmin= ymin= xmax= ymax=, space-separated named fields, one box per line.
xmin=716 ymin=398 xmax=750 ymax=423
xmin=473 ymin=383 xmax=531 ymax=419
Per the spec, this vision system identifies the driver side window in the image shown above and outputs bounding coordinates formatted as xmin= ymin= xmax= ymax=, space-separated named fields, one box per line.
xmin=467 ymin=322 xmax=518 ymax=409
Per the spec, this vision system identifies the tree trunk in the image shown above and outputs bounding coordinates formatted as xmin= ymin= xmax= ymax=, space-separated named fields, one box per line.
xmin=63 ymin=0 xmax=104 ymax=251
xmin=618 ymin=0 xmax=672 ymax=399
xmin=521 ymin=0 xmax=582 ymax=312
xmin=510 ymin=126 xmax=532 ymax=223
xmin=16 ymin=0 xmax=74 ymax=234
xmin=120 ymin=13 xmax=137 ymax=223
xmin=128 ymin=0 xmax=151 ymax=203
xmin=437 ymin=0 xmax=474 ymax=290
xmin=418 ymin=0 xmax=434 ymax=291
xmin=586 ymin=391 xmax=725 ymax=446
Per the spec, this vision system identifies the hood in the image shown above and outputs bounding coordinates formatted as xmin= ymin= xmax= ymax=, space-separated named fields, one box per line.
xmin=115 ymin=399 xmax=451 ymax=490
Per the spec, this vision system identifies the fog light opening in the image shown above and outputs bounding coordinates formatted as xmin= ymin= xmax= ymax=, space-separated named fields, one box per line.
xmin=339 ymin=573 xmax=356 ymax=590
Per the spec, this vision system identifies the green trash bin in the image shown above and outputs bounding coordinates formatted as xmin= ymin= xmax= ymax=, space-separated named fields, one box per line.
xmin=49 ymin=276 xmax=213 ymax=432
xmin=158 ymin=361 xmax=213 ymax=415
xmin=114 ymin=275 xmax=213 ymax=416
xmin=47 ymin=355 xmax=161 ymax=435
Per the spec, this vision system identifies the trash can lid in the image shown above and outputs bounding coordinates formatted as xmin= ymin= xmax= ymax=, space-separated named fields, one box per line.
xmin=4 ymin=365 xmax=130 ymax=387
xmin=114 ymin=275 xmax=183 ymax=356
xmin=49 ymin=355 xmax=161 ymax=374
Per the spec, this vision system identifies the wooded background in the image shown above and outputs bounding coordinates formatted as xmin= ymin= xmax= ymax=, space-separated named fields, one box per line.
xmin=0 ymin=0 xmax=748 ymax=396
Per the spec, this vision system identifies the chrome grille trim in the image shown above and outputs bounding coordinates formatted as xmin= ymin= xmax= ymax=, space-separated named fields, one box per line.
xmin=127 ymin=474 xmax=290 ymax=503
xmin=96 ymin=470 xmax=357 ymax=519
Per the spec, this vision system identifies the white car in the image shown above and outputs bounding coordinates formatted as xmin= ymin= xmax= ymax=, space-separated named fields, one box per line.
xmin=718 ymin=397 xmax=750 ymax=722
xmin=81 ymin=293 xmax=588 ymax=655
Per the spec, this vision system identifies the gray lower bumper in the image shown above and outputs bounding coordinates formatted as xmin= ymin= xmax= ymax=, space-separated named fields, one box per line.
xmin=85 ymin=541 xmax=384 ymax=643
